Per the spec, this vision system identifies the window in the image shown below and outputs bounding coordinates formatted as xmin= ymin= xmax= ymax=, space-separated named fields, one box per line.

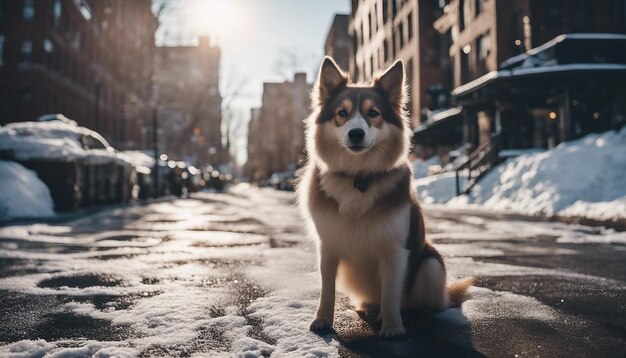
xmin=384 ymin=38 xmax=389 ymax=62
xmin=383 ymin=0 xmax=388 ymax=23
xmin=368 ymin=11 xmax=373 ymax=39
xmin=459 ymin=0 xmax=466 ymax=30
xmin=44 ymin=38 xmax=54 ymax=67
xmin=0 ymin=35 xmax=4 ymax=66
xmin=407 ymin=12 xmax=413 ymax=40
xmin=477 ymin=34 xmax=490 ymax=76
xmin=0 ymin=0 xmax=4 ymax=20
xmin=374 ymin=3 xmax=378 ymax=31
xmin=398 ymin=22 xmax=404 ymax=50
xmin=475 ymin=0 xmax=485 ymax=16
xmin=463 ymin=0 xmax=472 ymax=27
xmin=21 ymin=39 xmax=33 ymax=63
xmin=53 ymin=0 xmax=62 ymax=29
xmin=361 ymin=22 xmax=365 ymax=45
xmin=23 ymin=0 xmax=35 ymax=21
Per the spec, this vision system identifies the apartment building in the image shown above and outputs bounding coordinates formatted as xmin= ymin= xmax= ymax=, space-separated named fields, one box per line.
xmin=349 ymin=0 xmax=444 ymax=128
xmin=156 ymin=36 xmax=224 ymax=166
xmin=0 ymin=0 xmax=156 ymax=149
xmin=245 ymin=73 xmax=312 ymax=183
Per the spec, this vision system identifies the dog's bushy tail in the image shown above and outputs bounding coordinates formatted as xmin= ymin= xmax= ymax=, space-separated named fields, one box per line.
xmin=447 ymin=277 xmax=476 ymax=307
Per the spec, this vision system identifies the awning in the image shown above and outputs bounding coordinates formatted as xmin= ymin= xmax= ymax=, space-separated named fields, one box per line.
xmin=414 ymin=107 xmax=463 ymax=145
xmin=452 ymin=33 xmax=626 ymax=99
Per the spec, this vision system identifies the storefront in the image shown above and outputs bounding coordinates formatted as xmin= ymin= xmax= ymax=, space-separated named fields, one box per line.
xmin=452 ymin=34 xmax=626 ymax=151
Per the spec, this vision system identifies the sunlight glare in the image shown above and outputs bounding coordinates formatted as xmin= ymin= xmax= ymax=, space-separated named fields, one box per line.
xmin=187 ymin=0 xmax=240 ymax=40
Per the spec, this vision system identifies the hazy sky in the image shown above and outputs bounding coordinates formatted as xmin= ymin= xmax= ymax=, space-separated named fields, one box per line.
xmin=157 ymin=0 xmax=351 ymax=164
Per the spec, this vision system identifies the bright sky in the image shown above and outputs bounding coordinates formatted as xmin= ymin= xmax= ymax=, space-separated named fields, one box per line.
xmin=156 ymin=0 xmax=351 ymax=165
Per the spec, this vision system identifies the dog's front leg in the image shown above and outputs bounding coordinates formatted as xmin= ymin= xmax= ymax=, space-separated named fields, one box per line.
xmin=310 ymin=247 xmax=338 ymax=332
xmin=379 ymin=249 xmax=408 ymax=337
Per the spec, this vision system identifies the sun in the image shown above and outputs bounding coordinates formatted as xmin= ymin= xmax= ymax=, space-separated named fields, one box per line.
xmin=186 ymin=0 xmax=239 ymax=40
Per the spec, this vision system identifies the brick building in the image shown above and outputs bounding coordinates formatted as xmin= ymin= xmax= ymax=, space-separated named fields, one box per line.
xmin=245 ymin=73 xmax=312 ymax=184
xmin=156 ymin=36 xmax=224 ymax=166
xmin=324 ymin=14 xmax=352 ymax=72
xmin=349 ymin=0 xmax=444 ymax=128
xmin=0 ymin=0 xmax=156 ymax=149
xmin=434 ymin=0 xmax=626 ymax=89
xmin=430 ymin=0 xmax=626 ymax=152
xmin=346 ymin=0 xmax=626 ymax=164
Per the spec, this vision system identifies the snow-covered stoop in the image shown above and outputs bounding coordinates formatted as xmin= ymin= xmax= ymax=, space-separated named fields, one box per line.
xmin=414 ymin=128 xmax=626 ymax=228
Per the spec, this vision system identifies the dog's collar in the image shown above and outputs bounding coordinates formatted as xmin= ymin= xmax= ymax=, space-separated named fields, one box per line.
xmin=336 ymin=168 xmax=401 ymax=193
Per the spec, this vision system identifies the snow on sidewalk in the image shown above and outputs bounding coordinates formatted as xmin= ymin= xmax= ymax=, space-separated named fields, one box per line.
xmin=0 ymin=160 xmax=54 ymax=221
xmin=415 ymin=128 xmax=626 ymax=220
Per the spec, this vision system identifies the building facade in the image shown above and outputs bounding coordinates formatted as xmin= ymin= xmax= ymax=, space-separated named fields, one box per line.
xmin=324 ymin=14 xmax=352 ymax=72
xmin=156 ymin=36 xmax=224 ymax=167
xmin=432 ymin=0 xmax=626 ymax=151
xmin=0 ymin=0 xmax=156 ymax=149
xmin=349 ymin=0 xmax=444 ymax=128
xmin=245 ymin=73 xmax=312 ymax=184
xmin=435 ymin=0 xmax=626 ymax=89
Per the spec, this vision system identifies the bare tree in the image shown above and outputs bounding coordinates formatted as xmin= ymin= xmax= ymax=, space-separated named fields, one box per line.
xmin=273 ymin=49 xmax=318 ymax=80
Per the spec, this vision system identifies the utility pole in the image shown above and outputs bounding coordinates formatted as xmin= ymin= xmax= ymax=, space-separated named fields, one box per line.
xmin=150 ymin=0 xmax=171 ymax=198
xmin=152 ymin=87 xmax=159 ymax=198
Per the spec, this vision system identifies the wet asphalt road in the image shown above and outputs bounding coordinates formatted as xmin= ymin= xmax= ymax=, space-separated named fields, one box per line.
xmin=0 ymin=186 xmax=624 ymax=357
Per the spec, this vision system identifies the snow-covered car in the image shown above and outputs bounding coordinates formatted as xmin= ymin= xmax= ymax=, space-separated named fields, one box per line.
xmin=0 ymin=116 xmax=135 ymax=210
xmin=123 ymin=150 xmax=157 ymax=199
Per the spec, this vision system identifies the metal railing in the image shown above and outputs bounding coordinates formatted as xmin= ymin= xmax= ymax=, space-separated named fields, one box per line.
xmin=455 ymin=134 xmax=502 ymax=195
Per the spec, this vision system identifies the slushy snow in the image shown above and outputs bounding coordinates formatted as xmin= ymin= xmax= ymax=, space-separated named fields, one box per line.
xmin=0 ymin=160 xmax=54 ymax=221
xmin=415 ymin=128 xmax=626 ymax=220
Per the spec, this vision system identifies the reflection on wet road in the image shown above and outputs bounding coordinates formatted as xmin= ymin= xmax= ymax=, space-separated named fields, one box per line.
xmin=0 ymin=185 xmax=624 ymax=357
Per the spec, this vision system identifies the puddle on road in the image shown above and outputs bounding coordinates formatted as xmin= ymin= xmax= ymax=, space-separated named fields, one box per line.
xmin=34 ymin=312 xmax=131 ymax=343
xmin=38 ymin=274 xmax=125 ymax=289
xmin=0 ymin=258 xmax=47 ymax=278
xmin=268 ymin=237 xmax=299 ymax=248
xmin=0 ymin=290 xmax=152 ymax=344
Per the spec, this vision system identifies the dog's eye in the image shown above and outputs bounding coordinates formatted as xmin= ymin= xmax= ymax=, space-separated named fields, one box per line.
xmin=367 ymin=109 xmax=380 ymax=118
xmin=337 ymin=109 xmax=349 ymax=118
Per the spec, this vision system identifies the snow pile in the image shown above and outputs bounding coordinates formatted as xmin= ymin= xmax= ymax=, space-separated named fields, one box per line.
xmin=0 ymin=339 xmax=138 ymax=357
xmin=416 ymin=128 xmax=626 ymax=220
xmin=0 ymin=160 xmax=54 ymax=221
xmin=0 ymin=120 xmax=131 ymax=166
xmin=415 ymin=172 xmax=466 ymax=204
xmin=412 ymin=155 xmax=441 ymax=179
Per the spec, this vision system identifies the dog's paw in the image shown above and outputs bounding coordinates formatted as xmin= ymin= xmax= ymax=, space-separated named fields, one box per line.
xmin=379 ymin=324 xmax=406 ymax=338
xmin=309 ymin=317 xmax=333 ymax=332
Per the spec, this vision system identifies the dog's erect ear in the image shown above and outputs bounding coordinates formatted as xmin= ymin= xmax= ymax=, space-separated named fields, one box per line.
xmin=315 ymin=57 xmax=348 ymax=105
xmin=374 ymin=60 xmax=407 ymax=110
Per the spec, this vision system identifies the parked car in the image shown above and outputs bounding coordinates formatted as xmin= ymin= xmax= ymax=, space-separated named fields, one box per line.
xmin=203 ymin=165 xmax=230 ymax=192
xmin=0 ymin=115 xmax=135 ymax=210
xmin=267 ymin=171 xmax=296 ymax=191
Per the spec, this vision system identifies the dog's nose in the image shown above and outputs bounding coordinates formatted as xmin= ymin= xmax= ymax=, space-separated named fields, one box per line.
xmin=348 ymin=128 xmax=365 ymax=144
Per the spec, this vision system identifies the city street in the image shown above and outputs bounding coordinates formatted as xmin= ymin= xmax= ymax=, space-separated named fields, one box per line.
xmin=0 ymin=185 xmax=624 ymax=357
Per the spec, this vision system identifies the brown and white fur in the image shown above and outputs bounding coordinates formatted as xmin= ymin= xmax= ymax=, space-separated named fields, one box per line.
xmin=297 ymin=57 xmax=474 ymax=338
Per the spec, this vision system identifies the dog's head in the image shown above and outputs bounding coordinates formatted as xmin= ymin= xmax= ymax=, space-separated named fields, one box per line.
xmin=307 ymin=57 xmax=411 ymax=174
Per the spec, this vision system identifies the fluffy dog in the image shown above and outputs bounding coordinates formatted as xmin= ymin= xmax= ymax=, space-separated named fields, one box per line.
xmin=297 ymin=57 xmax=474 ymax=337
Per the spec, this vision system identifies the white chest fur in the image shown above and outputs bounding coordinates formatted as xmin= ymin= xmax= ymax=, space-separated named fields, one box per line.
xmin=309 ymin=175 xmax=411 ymax=259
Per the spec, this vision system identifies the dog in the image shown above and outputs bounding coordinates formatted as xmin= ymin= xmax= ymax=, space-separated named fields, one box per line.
xmin=296 ymin=57 xmax=474 ymax=337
